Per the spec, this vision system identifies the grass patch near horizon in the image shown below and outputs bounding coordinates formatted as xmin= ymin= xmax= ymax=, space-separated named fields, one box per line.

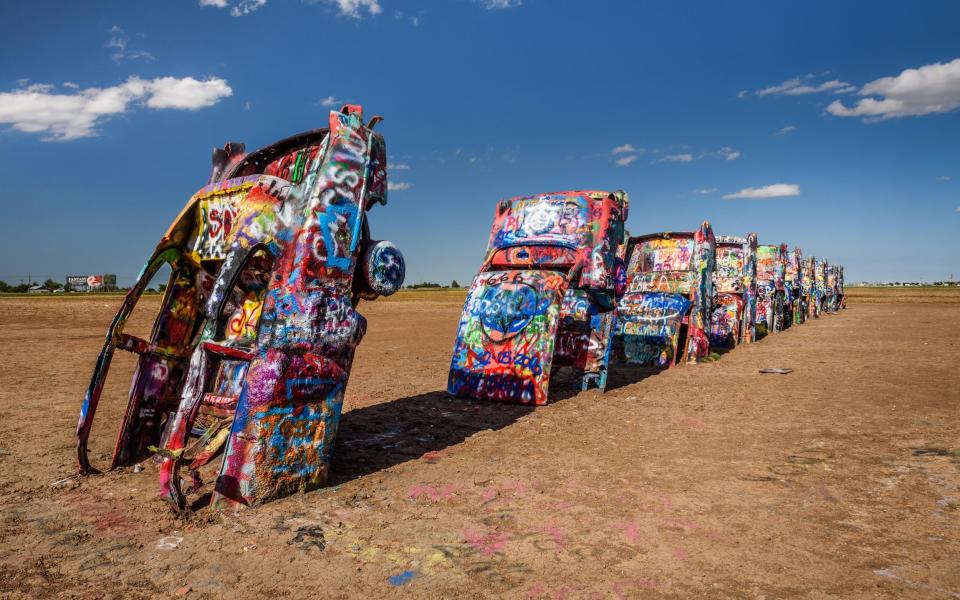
xmin=845 ymin=286 xmax=960 ymax=303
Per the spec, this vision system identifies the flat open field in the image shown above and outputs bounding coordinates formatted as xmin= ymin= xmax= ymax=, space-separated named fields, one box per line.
xmin=0 ymin=289 xmax=958 ymax=598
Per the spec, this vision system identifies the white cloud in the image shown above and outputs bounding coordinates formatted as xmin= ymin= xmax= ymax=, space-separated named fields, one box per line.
xmin=144 ymin=77 xmax=232 ymax=110
xmin=722 ymin=183 xmax=800 ymax=200
xmin=393 ymin=10 xmax=420 ymax=25
xmin=615 ymin=155 xmax=638 ymax=167
xmin=938 ymin=175 xmax=951 ymax=181
xmin=659 ymin=153 xmax=694 ymax=163
xmin=756 ymin=77 xmax=852 ymax=96
xmin=319 ymin=95 xmax=342 ymax=108
xmin=106 ymin=26 xmax=155 ymax=62
xmin=775 ymin=125 xmax=797 ymax=136
xmin=392 ymin=162 xmax=411 ymax=170
xmin=388 ymin=181 xmax=412 ymax=191
xmin=230 ymin=0 xmax=266 ymax=16
xmin=479 ymin=0 xmax=522 ymax=8
xmin=737 ymin=90 xmax=747 ymax=99
xmin=693 ymin=188 xmax=717 ymax=195
xmin=313 ymin=0 xmax=382 ymax=18
xmin=956 ymin=207 xmax=960 ymax=213
xmin=198 ymin=0 xmax=266 ymax=15
xmin=827 ymin=58 xmax=960 ymax=121
xmin=0 ymin=76 xmax=232 ymax=141
xmin=611 ymin=143 xmax=639 ymax=155
xmin=63 ymin=82 xmax=79 ymax=89
xmin=720 ymin=146 xmax=740 ymax=161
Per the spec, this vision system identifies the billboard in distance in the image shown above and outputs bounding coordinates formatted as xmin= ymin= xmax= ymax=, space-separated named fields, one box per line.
xmin=66 ymin=274 xmax=118 ymax=292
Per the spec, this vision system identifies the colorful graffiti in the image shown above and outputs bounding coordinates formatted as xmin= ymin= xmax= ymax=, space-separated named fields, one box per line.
xmin=448 ymin=190 xmax=629 ymax=404
xmin=615 ymin=222 xmax=716 ymax=367
xmin=709 ymin=234 xmax=757 ymax=348
xmin=784 ymin=246 xmax=805 ymax=326
xmin=77 ymin=105 xmax=404 ymax=510
xmin=755 ymin=244 xmax=787 ymax=337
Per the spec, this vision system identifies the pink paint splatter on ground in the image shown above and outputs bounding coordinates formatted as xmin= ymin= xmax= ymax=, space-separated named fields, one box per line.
xmin=408 ymin=484 xmax=456 ymax=502
xmin=480 ymin=487 xmax=498 ymax=503
xmin=619 ymin=522 xmax=641 ymax=545
xmin=463 ymin=528 xmax=509 ymax=556
xmin=550 ymin=500 xmax=573 ymax=510
xmin=542 ymin=525 xmax=568 ymax=550
xmin=672 ymin=546 xmax=689 ymax=561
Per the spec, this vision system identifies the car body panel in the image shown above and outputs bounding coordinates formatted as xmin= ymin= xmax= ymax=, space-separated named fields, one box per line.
xmin=448 ymin=190 xmax=628 ymax=404
xmin=615 ymin=221 xmax=716 ymax=367
xmin=755 ymin=244 xmax=787 ymax=336
xmin=77 ymin=106 xmax=404 ymax=510
xmin=709 ymin=233 xmax=757 ymax=348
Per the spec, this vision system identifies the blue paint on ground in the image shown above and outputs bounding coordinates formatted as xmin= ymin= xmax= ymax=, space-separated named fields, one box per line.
xmin=388 ymin=571 xmax=416 ymax=586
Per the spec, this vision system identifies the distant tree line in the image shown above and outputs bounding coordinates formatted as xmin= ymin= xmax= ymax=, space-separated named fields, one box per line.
xmin=405 ymin=280 xmax=462 ymax=289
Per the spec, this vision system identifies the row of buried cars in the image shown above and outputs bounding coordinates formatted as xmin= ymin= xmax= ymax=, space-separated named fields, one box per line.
xmin=447 ymin=189 xmax=846 ymax=405
xmin=75 ymin=112 xmax=844 ymax=510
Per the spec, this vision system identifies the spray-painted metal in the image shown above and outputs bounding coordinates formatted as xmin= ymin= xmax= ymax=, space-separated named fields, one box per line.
xmin=836 ymin=265 xmax=846 ymax=310
xmin=815 ymin=258 xmax=829 ymax=316
xmin=755 ymin=243 xmax=788 ymax=336
xmin=826 ymin=264 xmax=843 ymax=313
xmin=77 ymin=106 xmax=404 ymax=509
xmin=615 ymin=221 xmax=716 ymax=367
xmin=784 ymin=246 xmax=806 ymax=326
xmin=448 ymin=190 xmax=629 ymax=405
xmin=708 ymin=233 xmax=758 ymax=349
xmin=803 ymin=255 xmax=818 ymax=319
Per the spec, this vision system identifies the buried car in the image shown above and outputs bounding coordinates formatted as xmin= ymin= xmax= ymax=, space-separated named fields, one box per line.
xmin=815 ymin=258 xmax=830 ymax=316
xmin=614 ymin=221 xmax=716 ymax=367
xmin=803 ymin=255 xmax=819 ymax=319
xmin=448 ymin=190 xmax=629 ymax=405
xmin=708 ymin=233 xmax=758 ymax=349
xmin=77 ymin=105 xmax=405 ymax=509
xmin=755 ymin=243 xmax=788 ymax=336
xmin=784 ymin=246 xmax=806 ymax=326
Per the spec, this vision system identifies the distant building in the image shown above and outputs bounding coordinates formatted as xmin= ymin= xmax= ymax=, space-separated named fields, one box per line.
xmin=66 ymin=274 xmax=118 ymax=292
xmin=27 ymin=284 xmax=50 ymax=294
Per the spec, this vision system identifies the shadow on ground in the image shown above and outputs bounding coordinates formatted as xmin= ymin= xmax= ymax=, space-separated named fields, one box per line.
xmin=332 ymin=363 xmax=664 ymax=484
xmin=331 ymin=391 xmax=534 ymax=484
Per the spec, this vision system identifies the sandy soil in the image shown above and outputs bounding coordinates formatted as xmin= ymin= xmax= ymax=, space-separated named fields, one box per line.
xmin=0 ymin=289 xmax=957 ymax=598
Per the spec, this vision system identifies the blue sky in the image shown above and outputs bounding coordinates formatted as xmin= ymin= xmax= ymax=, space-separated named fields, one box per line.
xmin=1 ymin=0 xmax=958 ymax=285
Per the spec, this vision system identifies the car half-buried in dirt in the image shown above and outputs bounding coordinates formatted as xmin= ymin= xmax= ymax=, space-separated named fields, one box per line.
xmin=77 ymin=105 xmax=405 ymax=510
xmin=755 ymin=243 xmax=787 ymax=337
xmin=784 ymin=245 xmax=806 ymax=327
xmin=448 ymin=190 xmax=629 ymax=405
xmin=803 ymin=255 xmax=819 ymax=319
xmin=708 ymin=233 xmax=757 ymax=349
xmin=614 ymin=222 xmax=716 ymax=368
xmin=814 ymin=258 xmax=829 ymax=317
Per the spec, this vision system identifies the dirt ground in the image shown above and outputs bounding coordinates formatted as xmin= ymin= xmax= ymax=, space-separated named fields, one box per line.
xmin=0 ymin=288 xmax=957 ymax=599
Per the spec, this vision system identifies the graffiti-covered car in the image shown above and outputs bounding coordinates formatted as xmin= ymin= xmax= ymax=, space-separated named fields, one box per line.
xmin=815 ymin=258 xmax=829 ymax=316
xmin=803 ymin=255 xmax=818 ymax=319
xmin=77 ymin=105 xmax=405 ymax=510
xmin=784 ymin=246 xmax=805 ymax=326
xmin=615 ymin=222 xmax=716 ymax=367
xmin=835 ymin=265 xmax=846 ymax=310
xmin=448 ymin=190 xmax=629 ymax=405
xmin=708 ymin=233 xmax=757 ymax=349
xmin=755 ymin=243 xmax=787 ymax=336
xmin=827 ymin=263 xmax=843 ymax=312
